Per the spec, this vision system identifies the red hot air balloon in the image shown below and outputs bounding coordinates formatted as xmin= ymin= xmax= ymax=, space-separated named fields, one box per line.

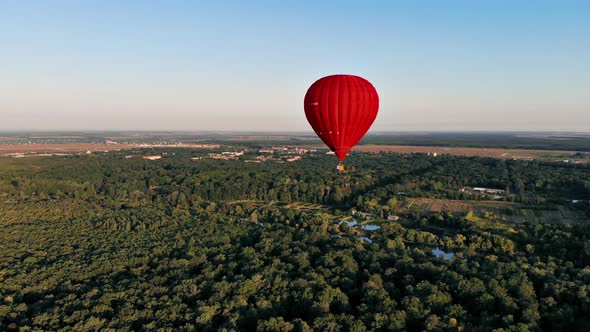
xmin=304 ymin=74 xmax=379 ymax=171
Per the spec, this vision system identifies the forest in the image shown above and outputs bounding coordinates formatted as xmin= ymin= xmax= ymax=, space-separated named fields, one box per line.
xmin=1 ymin=150 xmax=589 ymax=331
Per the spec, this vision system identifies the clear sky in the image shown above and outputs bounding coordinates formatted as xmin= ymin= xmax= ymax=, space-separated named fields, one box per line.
xmin=1 ymin=0 xmax=589 ymax=132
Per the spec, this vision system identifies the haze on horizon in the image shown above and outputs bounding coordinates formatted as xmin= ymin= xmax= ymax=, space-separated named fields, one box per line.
xmin=1 ymin=1 xmax=589 ymax=132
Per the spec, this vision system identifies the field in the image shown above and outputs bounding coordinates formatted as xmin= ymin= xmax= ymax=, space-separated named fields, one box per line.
xmin=0 ymin=143 xmax=137 ymax=155
xmin=0 ymin=143 xmax=219 ymax=156
xmin=353 ymin=144 xmax=590 ymax=162
xmin=396 ymin=198 xmax=587 ymax=224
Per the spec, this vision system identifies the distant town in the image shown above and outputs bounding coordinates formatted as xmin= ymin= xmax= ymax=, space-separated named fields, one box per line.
xmin=1 ymin=132 xmax=589 ymax=164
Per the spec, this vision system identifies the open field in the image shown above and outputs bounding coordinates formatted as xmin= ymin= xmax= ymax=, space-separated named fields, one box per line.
xmin=0 ymin=143 xmax=220 ymax=156
xmin=0 ymin=143 xmax=137 ymax=155
xmin=353 ymin=144 xmax=590 ymax=162
xmin=396 ymin=197 xmax=588 ymax=224
xmin=398 ymin=198 xmax=514 ymax=214
xmin=227 ymin=200 xmax=328 ymax=212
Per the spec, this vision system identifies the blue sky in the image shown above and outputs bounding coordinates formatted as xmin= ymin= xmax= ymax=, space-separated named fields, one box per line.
xmin=1 ymin=1 xmax=589 ymax=131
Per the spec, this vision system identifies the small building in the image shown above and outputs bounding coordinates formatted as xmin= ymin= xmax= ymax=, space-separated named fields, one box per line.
xmin=290 ymin=147 xmax=308 ymax=155
xmin=287 ymin=156 xmax=302 ymax=162
xmin=208 ymin=153 xmax=238 ymax=160
xmin=222 ymin=151 xmax=244 ymax=156
xmin=471 ymin=187 xmax=505 ymax=195
xmin=461 ymin=187 xmax=506 ymax=199
xmin=143 ymin=155 xmax=162 ymax=160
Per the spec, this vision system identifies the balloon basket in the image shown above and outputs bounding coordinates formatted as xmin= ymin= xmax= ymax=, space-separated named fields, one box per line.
xmin=336 ymin=162 xmax=345 ymax=172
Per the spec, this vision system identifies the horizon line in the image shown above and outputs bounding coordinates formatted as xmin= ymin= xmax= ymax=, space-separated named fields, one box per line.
xmin=1 ymin=130 xmax=590 ymax=135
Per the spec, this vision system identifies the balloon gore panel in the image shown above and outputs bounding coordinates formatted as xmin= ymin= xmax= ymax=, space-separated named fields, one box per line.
xmin=304 ymin=74 xmax=379 ymax=161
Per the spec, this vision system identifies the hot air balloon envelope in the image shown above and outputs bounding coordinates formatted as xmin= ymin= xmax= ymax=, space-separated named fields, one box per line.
xmin=304 ymin=74 xmax=379 ymax=162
